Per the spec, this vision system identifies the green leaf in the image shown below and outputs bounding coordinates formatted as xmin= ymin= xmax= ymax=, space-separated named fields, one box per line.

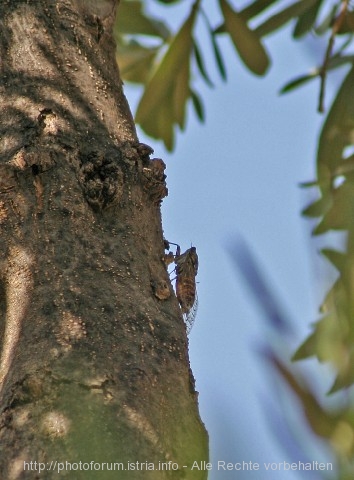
xmin=280 ymin=55 xmax=354 ymax=95
xmin=211 ymin=30 xmax=227 ymax=80
xmin=117 ymin=42 xmax=158 ymax=84
xmin=158 ymin=100 xmax=175 ymax=151
xmin=299 ymin=180 xmax=318 ymax=188
xmin=328 ymin=371 xmax=354 ymax=394
xmin=312 ymin=182 xmax=354 ymax=235
xmin=255 ymin=0 xmax=319 ymax=37
xmin=293 ymin=0 xmax=323 ymax=38
xmin=327 ymin=347 xmax=354 ymax=392
xmin=173 ymin=54 xmax=190 ymax=129
xmin=296 ymin=313 xmax=348 ymax=367
xmin=319 ymin=278 xmax=345 ymax=314
xmin=193 ymin=40 xmax=214 ymax=87
xmin=135 ymin=3 xmax=197 ymax=146
xmin=337 ymin=11 xmax=354 ymax=34
xmin=280 ymin=69 xmax=319 ymax=94
xmin=201 ymin=10 xmax=227 ymax=80
xmin=116 ymin=0 xmax=170 ymax=39
xmin=292 ymin=332 xmax=317 ymax=360
xmin=315 ymin=4 xmax=337 ymax=35
xmin=317 ymin=66 xmax=354 ymax=175
xmin=327 ymin=54 xmax=354 ymax=69
xmin=241 ymin=0 xmax=280 ymax=21
xmin=301 ymin=195 xmax=332 ymax=218
xmin=141 ymin=92 xmax=175 ymax=150
xmin=214 ymin=0 xmax=279 ymax=34
xmin=321 ymin=248 xmax=347 ymax=272
xmin=271 ymin=355 xmax=338 ymax=435
xmin=219 ymin=0 xmax=270 ymax=76
xmin=190 ymin=88 xmax=205 ymax=122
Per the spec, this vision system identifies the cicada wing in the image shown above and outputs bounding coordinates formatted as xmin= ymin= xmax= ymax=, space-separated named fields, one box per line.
xmin=183 ymin=290 xmax=198 ymax=335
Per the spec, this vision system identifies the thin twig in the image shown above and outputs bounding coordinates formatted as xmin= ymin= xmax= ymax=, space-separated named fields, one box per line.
xmin=318 ymin=0 xmax=349 ymax=113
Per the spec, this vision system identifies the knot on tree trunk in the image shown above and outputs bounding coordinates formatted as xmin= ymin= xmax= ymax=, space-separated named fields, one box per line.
xmin=142 ymin=158 xmax=168 ymax=205
xmin=78 ymin=148 xmax=124 ymax=211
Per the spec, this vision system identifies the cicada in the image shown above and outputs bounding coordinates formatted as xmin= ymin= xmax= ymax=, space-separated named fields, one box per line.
xmin=165 ymin=241 xmax=199 ymax=334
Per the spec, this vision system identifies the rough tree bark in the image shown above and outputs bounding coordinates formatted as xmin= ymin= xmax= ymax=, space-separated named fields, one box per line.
xmin=0 ymin=1 xmax=208 ymax=478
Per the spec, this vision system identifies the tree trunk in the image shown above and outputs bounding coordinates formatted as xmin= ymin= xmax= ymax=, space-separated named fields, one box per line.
xmin=0 ymin=1 xmax=208 ymax=478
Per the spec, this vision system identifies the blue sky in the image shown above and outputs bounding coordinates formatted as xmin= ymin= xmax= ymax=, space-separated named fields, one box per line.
xmin=124 ymin=2 xmax=341 ymax=478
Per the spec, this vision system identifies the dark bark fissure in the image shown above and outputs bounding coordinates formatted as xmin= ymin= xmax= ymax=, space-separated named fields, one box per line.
xmin=0 ymin=1 xmax=208 ymax=479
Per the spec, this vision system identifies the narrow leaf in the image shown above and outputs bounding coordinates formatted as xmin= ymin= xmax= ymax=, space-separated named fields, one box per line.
xmin=211 ymin=30 xmax=227 ymax=80
xmin=317 ymin=66 xmax=354 ymax=174
xmin=117 ymin=42 xmax=158 ymax=84
xmin=293 ymin=0 xmax=323 ymax=38
xmin=329 ymin=372 xmax=354 ymax=393
xmin=295 ymin=313 xmax=346 ymax=367
xmin=173 ymin=56 xmax=190 ymax=129
xmin=280 ymin=70 xmax=319 ymax=94
xmin=312 ymin=182 xmax=354 ymax=235
xmin=219 ymin=0 xmax=270 ymax=76
xmin=214 ymin=0 xmax=279 ymax=34
xmin=327 ymin=54 xmax=354 ymax=69
xmin=255 ymin=0 xmax=319 ymax=37
xmin=299 ymin=180 xmax=318 ymax=188
xmin=270 ymin=355 xmax=338 ymax=437
xmin=190 ymin=88 xmax=205 ymax=122
xmin=321 ymin=248 xmax=347 ymax=272
xmin=292 ymin=333 xmax=317 ymax=360
xmin=193 ymin=40 xmax=214 ymax=87
xmin=201 ymin=10 xmax=227 ymax=80
xmin=337 ymin=11 xmax=354 ymax=34
xmin=142 ymin=91 xmax=175 ymax=150
xmin=158 ymin=100 xmax=175 ymax=151
xmin=115 ymin=0 xmax=170 ymax=39
xmin=320 ymin=278 xmax=348 ymax=317
xmin=241 ymin=0 xmax=280 ymax=21
xmin=280 ymin=54 xmax=354 ymax=95
xmin=136 ymin=4 xmax=197 ymax=126
xmin=315 ymin=4 xmax=337 ymax=35
xmin=301 ymin=195 xmax=332 ymax=218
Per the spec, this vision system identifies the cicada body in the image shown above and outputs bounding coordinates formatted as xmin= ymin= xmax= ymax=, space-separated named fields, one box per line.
xmin=174 ymin=246 xmax=199 ymax=334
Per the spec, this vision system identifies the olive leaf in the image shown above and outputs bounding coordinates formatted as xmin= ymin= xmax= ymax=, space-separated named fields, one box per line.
xmin=219 ymin=0 xmax=270 ymax=76
xmin=136 ymin=3 xmax=198 ymax=148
